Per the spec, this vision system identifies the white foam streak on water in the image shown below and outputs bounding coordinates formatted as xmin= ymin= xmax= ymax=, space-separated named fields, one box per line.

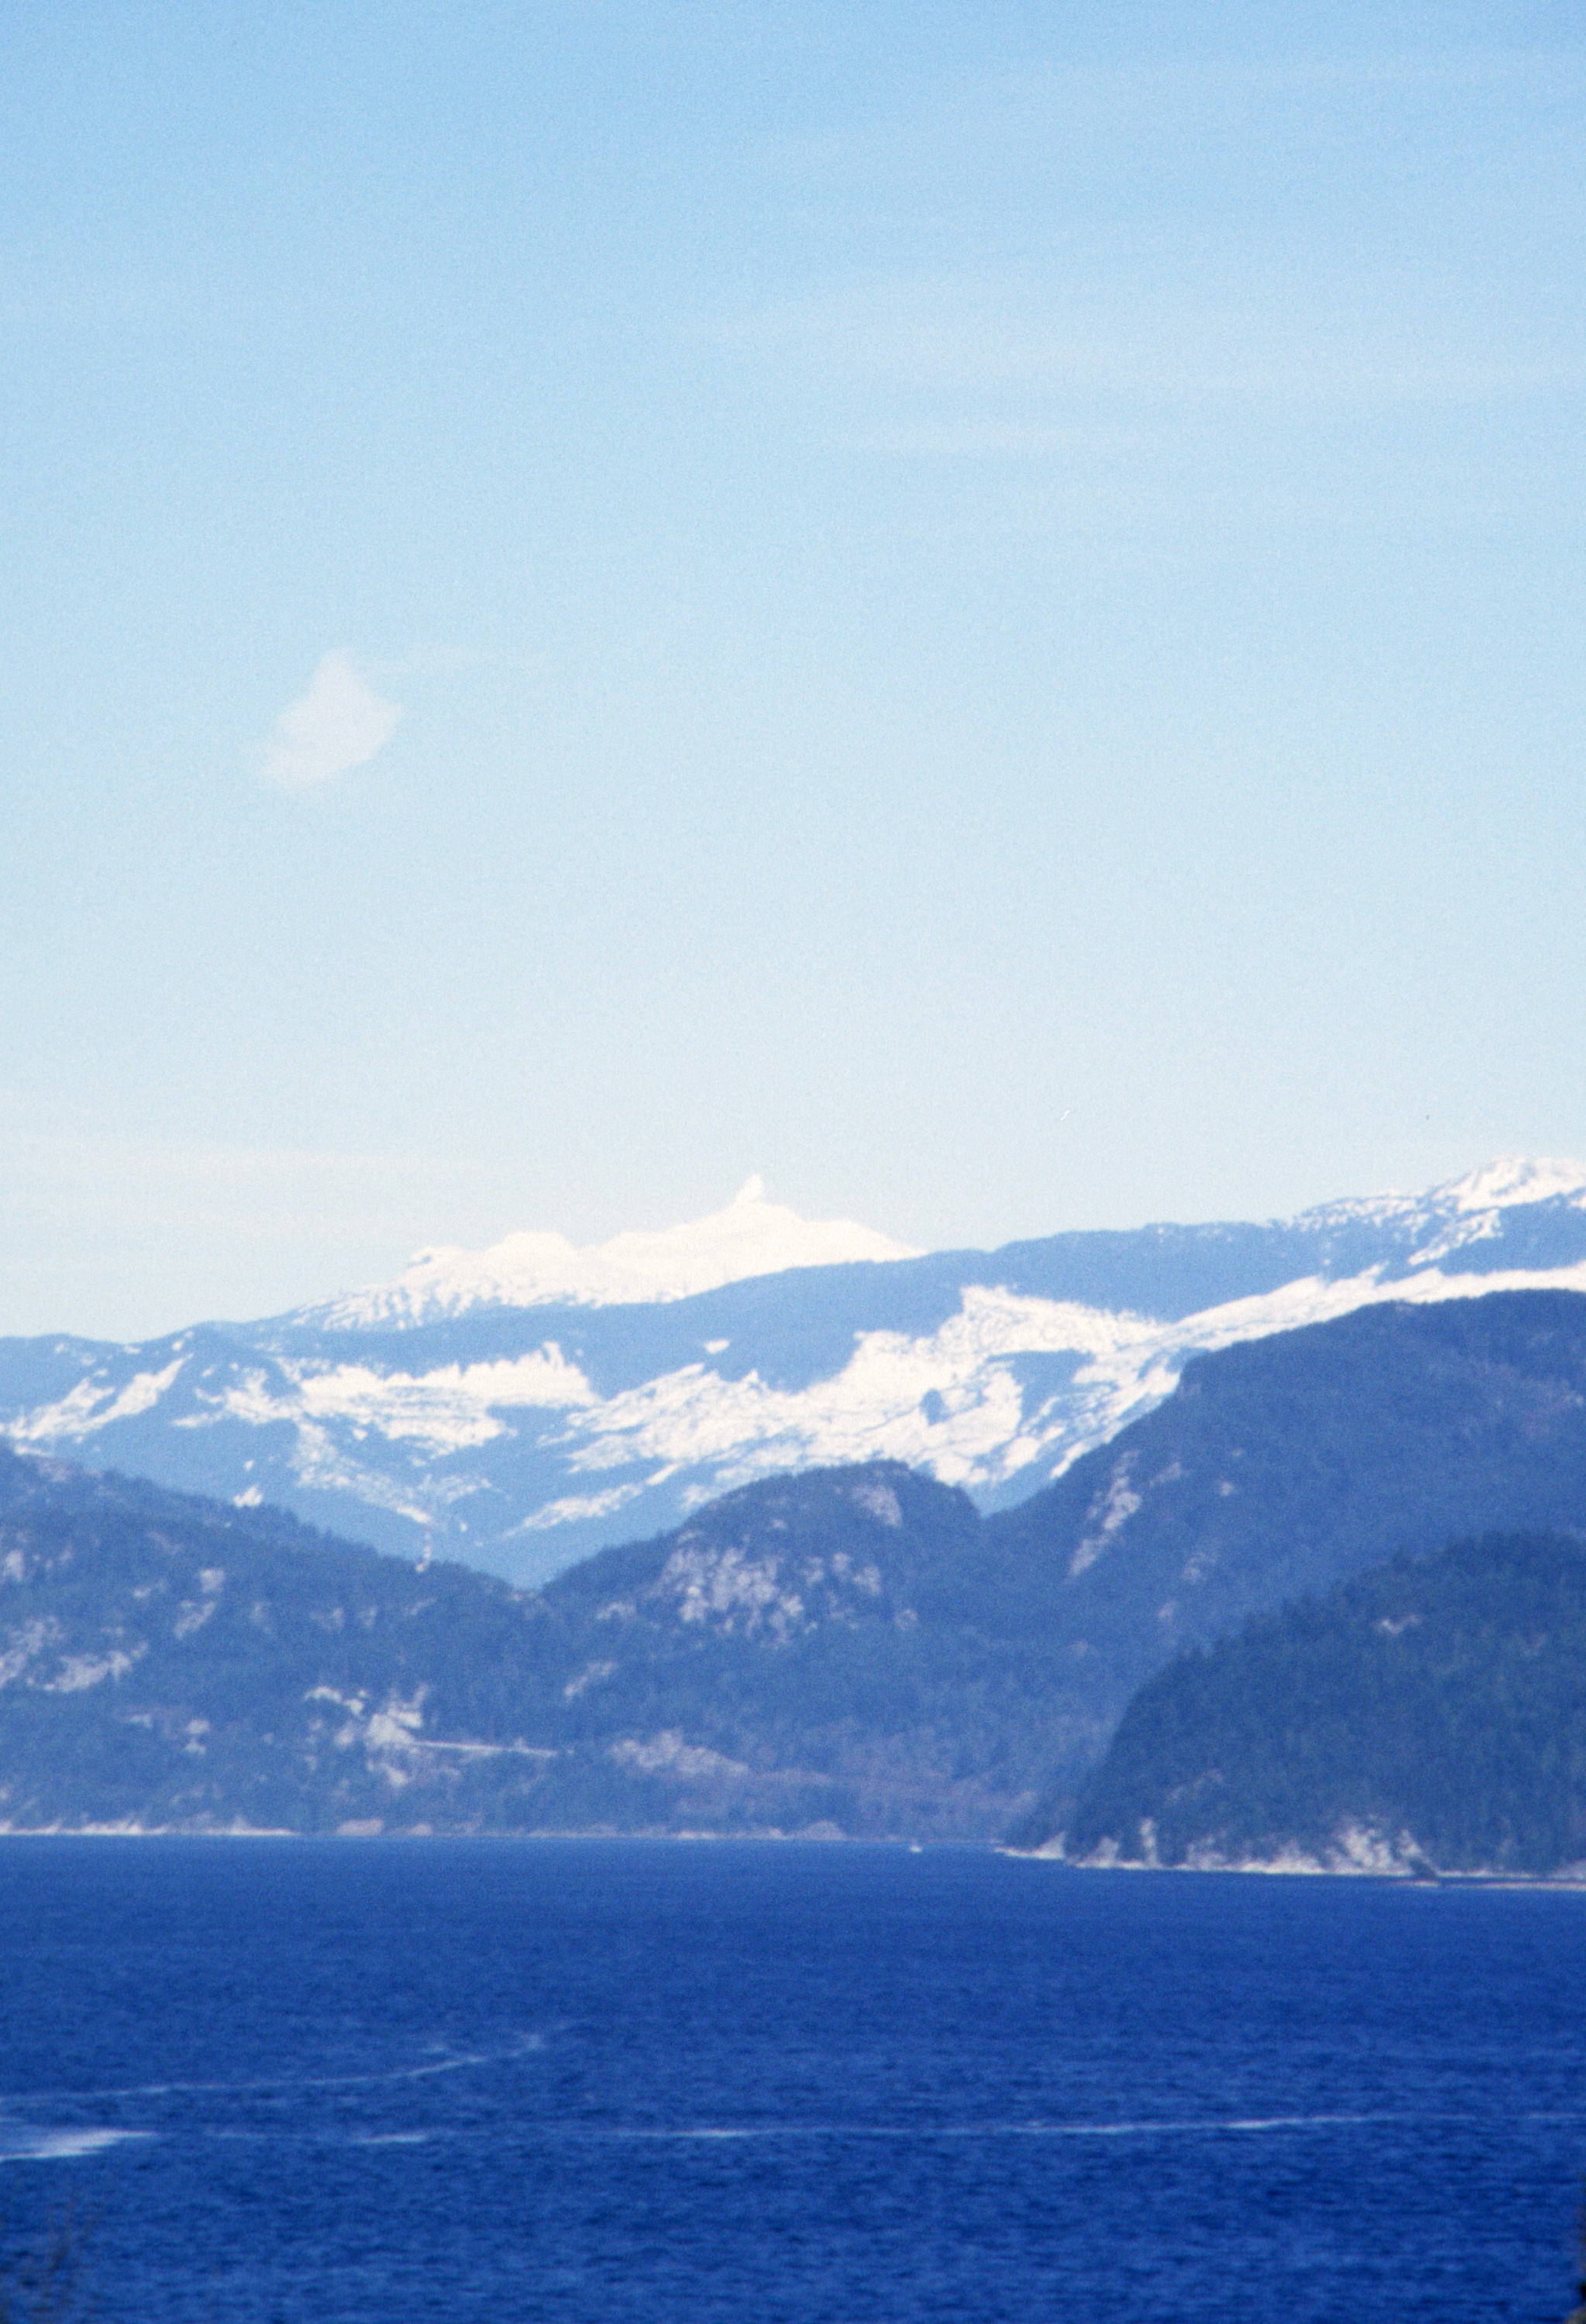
xmin=2 ymin=2033 xmax=547 ymax=2109
xmin=589 ymin=2106 xmax=1581 ymax=2144
xmin=0 ymin=2126 xmax=152 ymax=2162
xmin=600 ymin=2113 xmax=1389 ymax=2142
xmin=9 ymin=2106 xmax=1581 ymax=2162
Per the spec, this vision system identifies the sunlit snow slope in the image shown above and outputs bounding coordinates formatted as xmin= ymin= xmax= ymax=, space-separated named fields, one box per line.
xmin=4 ymin=1158 xmax=1586 ymax=1587
xmin=302 ymin=1177 xmax=923 ymax=1327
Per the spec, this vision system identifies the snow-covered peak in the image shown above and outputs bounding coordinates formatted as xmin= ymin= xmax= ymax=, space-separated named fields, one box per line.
xmin=293 ymin=1153 xmax=1586 ymax=1336
xmin=1437 ymin=1154 xmax=1586 ymax=1214
xmin=303 ymin=1179 xmax=924 ymax=1330
xmin=1290 ymin=1153 xmax=1586 ymax=1235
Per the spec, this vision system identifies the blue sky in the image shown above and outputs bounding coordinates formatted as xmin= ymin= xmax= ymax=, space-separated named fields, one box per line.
xmin=2 ymin=1 xmax=1584 ymax=1336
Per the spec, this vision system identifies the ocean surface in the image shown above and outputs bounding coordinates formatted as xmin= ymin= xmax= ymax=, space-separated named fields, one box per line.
xmin=0 ymin=1841 xmax=1581 ymax=2322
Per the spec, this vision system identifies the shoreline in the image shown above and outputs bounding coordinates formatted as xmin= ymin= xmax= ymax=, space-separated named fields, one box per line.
xmin=1003 ymin=1846 xmax=1586 ymax=1889
xmin=3 ymin=1825 xmax=1586 ymax=1886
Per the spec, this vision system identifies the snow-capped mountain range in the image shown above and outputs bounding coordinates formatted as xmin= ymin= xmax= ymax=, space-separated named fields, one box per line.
xmin=5 ymin=1157 xmax=1586 ymax=1587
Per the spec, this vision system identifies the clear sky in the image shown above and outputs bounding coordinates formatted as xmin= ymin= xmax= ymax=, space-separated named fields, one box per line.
xmin=3 ymin=1 xmax=1584 ymax=1338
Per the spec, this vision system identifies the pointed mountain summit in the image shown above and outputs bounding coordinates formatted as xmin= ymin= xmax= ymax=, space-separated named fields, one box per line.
xmin=301 ymin=1177 xmax=924 ymax=1330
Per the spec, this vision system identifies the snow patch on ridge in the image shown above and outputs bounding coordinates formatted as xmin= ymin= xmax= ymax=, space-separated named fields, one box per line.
xmin=532 ymin=1255 xmax=1586 ymax=1514
xmin=9 ymin=1360 xmax=185 ymax=1446
xmin=1443 ymin=1154 xmax=1586 ymax=1212
xmin=181 ymin=1346 xmax=600 ymax=1458
xmin=15 ymin=1251 xmax=1586 ymax=1557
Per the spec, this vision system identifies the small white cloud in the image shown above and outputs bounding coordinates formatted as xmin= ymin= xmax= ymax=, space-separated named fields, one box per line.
xmin=256 ymin=651 xmax=402 ymax=791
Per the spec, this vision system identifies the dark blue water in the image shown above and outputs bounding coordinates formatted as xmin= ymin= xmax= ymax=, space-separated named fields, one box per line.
xmin=0 ymin=1840 xmax=1581 ymax=2321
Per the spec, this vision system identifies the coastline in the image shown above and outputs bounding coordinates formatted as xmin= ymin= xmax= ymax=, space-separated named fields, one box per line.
xmin=1005 ymin=1842 xmax=1586 ymax=1890
xmin=5 ymin=1824 xmax=1586 ymax=1887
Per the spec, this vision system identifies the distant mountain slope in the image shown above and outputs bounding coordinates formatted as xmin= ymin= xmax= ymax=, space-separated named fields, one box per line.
xmin=1053 ymin=1532 xmax=1586 ymax=1877
xmin=5 ymin=1161 xmax=1586 ymax=1583
xmin=308 ymin=1156 xmax=1586 ymax=1329
xmin=0 ymin=1447 xmax=1079 ymax=1837
xmin=995 ymin=1289 xmax=1586 ymax=1819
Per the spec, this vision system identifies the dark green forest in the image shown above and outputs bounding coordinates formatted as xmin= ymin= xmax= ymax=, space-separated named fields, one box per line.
xmin=0 ymin=1446 xmax=1080 ymax=1837
xmin=1060 ymin=1531 xmax=1586 ymax=1875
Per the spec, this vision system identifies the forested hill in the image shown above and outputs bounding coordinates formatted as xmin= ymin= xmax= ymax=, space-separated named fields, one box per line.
xmin=986 ymin=1287 xmax=1586 ymax=1766
xmin=0 ymin=1442 xmax=558 ymax=1834
xmin=0 ymin=1446 xmax=1080 ymax=1837
xmin=1054 ymin=1532 xmax=1586 ymax=1877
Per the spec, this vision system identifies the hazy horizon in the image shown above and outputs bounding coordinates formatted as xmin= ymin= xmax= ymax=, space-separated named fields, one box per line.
xmin=6 ymin=1147 xmax=1584 ymax=1344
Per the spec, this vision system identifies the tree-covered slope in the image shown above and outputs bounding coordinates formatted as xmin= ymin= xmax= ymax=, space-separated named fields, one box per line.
xmin=1056 ymin=1532 xmax=1586 ymax=1876
xmin=991 ymin=1290 xmax=1586 ymax=1812
xmin=0 ymin=1446 xmax=1075 ymax=1837
xmin=0 ymin=1443 xmax=564 ymax=1834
